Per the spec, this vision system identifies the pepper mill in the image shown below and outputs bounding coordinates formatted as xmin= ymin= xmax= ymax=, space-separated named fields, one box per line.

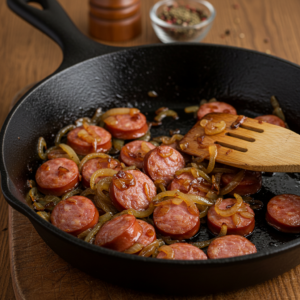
xmin=89 ymin=0 xmax=142 ymax=42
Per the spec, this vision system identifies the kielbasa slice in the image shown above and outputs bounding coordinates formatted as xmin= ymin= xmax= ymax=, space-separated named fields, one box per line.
xmin=143 ymin=145 xmax=185 ymax=185
xmin=207 ymin=235 xmax=257 ymax=259
xmin=67 ymin=125 xmax=112 ymax=155
xmin=157 ymin=243 xmax=207 ymax=260
xmin=221 ymin=170 xmax=262 ymax=196
xmin=255 ymin=115 xmax=285 ymax=128
xmin=153 ymin=200 xmax=200 ymax=240
xmin=94 ymin=214 xmax=142 ymax=252
xmin=207 ymin=198 xmax=255 ymax=236
xmin=35 ymin=158 xmax=79 ymax=196
xmin=81 ymin=157 xmax=121 ymax=188
xmin=266 ymin=194 xmax=300 ymax=233
xmin=51 ymin=196 xmax=99 ymax=235
xmin=104 ymin=113 xmax=148 ymax=140
xmin=168 ymin=172 xmax=211 ymax=197
xmin=137 ymin=220 xmax=156 ymax=246
xmin=110 ymin=170 xmax=156 ymax=211
xmin=120 ymin=140 xmax=155 ymax=169
xmin=197 ymin=102 xmax=237 ymax=120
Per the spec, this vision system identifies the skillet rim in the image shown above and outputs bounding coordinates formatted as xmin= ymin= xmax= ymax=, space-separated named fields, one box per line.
xmin=2 ymin=42 xmax=300 ymax=265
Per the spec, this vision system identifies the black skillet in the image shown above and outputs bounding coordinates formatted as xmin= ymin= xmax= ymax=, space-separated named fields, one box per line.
xmin=2 ymin=0 xmax=300 ymax=295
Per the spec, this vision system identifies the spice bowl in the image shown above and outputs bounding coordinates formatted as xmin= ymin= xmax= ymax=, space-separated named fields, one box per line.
xmin=150 ymin=0 xmax=215 ymax=43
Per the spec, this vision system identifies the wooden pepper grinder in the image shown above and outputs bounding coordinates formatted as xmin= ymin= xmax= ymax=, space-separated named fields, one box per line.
xmin=89 ymin=0 xmax=141 ymax=42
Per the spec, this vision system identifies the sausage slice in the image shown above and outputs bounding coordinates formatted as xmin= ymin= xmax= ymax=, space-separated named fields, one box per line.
xmin=81 ymin=157 xmax=121 ymax=188
xmin=153 ymin=200 xmax=200 ymax=240
xmin=67 ymin=125 xmax=112 ymax=155
xmin=143 ymin=145 xmax=185 ymax=185
xmin=207 ymin=235 xmax=257 ymax=259
xmin=266 ymin=194 xmax=300 ymax=233
xmin=51 ymin=196 xmax=99 ymax=235
xmin=197 ymin=102 xmax=237 ymax=120
xmin=104 ymin=113 xmax=148 ymax=140
xmin=207 ymin=198 xmax=255 ymax=236
xmin=157 ymin=243 xmax=207 ymax=260
xmin=94 ymin=214 xmax=142 ymax=252
xmin=255 ymin=115 xmax=285 ymax=128
xmin=137 ymin=220 xmax=156 ymax=246
xmin=35 ymin=158 xmax=79 ymax=196
xmin=120 ymin=140 xmax=155 ymax=169
xmin=110 ymin=170 xmax=156 ymax=211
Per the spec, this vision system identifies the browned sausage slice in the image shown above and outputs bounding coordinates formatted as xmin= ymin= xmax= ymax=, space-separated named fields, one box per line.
xmin=255 ymin=115 xmax=285 ymax=128
xmin=67 ymin=125 xmax=112 ymax=155
xmin=153 ymin=200 xmax=200 ymax=240
xmin=266 ymin=194 xmax=300 ymax=233
xmin=94 ymin=214 xmax=142 ymax=252
xmin=51 ymin=196 xmax=99 ymax=235
xmin=137 ymin=220 xmax=156 ymax=246
xmin=120 ymin=140 xmax=155 ymax=169
xmin=35 ymin=158 xmax=79 ymax=196
xmin=157 ymin=243 xmax=207 ymax=260
xmin=207 ymin=235 xmax=257 ymax=259
xmin=207 ymin=198 xmax=255 ymax=236
xmin=197 ymin=102 xmax=237 ymax=120
xmin=221 ymin=171 xmax=262 ymax=196
xmin=110 ymin=170 xmax=156 ymax=211
xmin=104 ymin=113 xmax=148 ymax=140
xmin=143 ymin=145 xmax=185 ymax=185
xmin=81 ymin=157 xmax=121 ymax=188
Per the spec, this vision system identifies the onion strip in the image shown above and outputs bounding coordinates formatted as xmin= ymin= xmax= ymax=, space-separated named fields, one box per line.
xmin=61 ymin=188 xmax=83 ymax=201
xmin=55 ymin=125 xmax=76 ymax=146
xmin=58 ymin=143 xmax=80 ymax=165
xmin=214 ymin=194 xmax=243 ymax=217
xmin=37 ymin=137 xmax=47 ymax=160
xmin=90 ymin=169 xmax=118 ymax=190
xmin=154 ymin=110 xmax=179 ymax=122
xmin=206 ymin=145 xmax=217 ymax=174
xmin=219 ymin=169 xmax=245 ymax=196
xmin=79 ymin=153 xmax=110 ymax=172
xmin=157 ymin=245 xmax=175 ymax=259
xmin=101 ymin=108 xmax=140 ymax=121
xmin=139 ymin=239 xmax=164 ymax=257
xmin=123 ymin=243 xmax=144 ymax=254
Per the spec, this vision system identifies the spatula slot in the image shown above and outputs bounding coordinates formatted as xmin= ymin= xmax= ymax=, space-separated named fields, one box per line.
xmin=240 ymin=125 xmax=264 ymax=133
xmin=226 ymin=132 xmax=255 ymax=142
xmin=215 ymin=141 xmax=248 ymax=152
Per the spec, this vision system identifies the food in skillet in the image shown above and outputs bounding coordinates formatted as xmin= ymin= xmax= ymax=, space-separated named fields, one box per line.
xmin=26 ymin=95 xmax=297 ymax=260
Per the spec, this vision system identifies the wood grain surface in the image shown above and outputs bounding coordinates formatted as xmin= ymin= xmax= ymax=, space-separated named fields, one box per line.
xmin=2 ymin=0 xmax=300 ymax=299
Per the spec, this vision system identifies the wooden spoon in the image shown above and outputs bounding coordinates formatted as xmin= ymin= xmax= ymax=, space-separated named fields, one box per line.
xmin=179 ymin=113 xmax=300 ymax=172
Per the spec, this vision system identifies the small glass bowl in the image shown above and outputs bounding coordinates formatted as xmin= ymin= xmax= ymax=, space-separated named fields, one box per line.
xmin=150 ymin=0 xmax=216 ymax=43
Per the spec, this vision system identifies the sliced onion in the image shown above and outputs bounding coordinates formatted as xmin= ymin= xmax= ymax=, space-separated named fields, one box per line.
xmin=33 ymin=202 xmax=45 ymax=211
xmin=215 ymin=194 xmax=243 ymax=217
xmin=124 ymin=203 xmax=155 ymax=218
xmin=37 ymin=137 xmax=47 ymax=160
xmin=79 ymin=153 xmax=110 ymax=172
xmin=61 ymin=188 xmax=83 ymax=201
xmin=91 ymin=107 xmax=103 ymax=125
xmin=175 ymin=167 xmax=212 ymax=184
xmin=77 ymin=228 xmax=92 ymax=239
xmin=94 ymin=194 xmax=118 ymax=214
xmin=154 ymin=109 xmax=178 ymax=122
xmin=55 ymin=125 xmax=75 ymax=146
xmin=101 ymin=108 xmax=140 ymax=121
xmin=205 ymin=121 xmax=226 ymax=135
xmin=90 ymin=169 xmax=118 ymax=190
xmin=161 ymin=134 xmax=184 ymax=145
xmin=206 ymin=145 xmax=217 ymax=174
xmin=144 ymin=182 xmax=152 ymax=202
xmin=185 ymin=106 xmax=199 ymax=114
xmin=192 ymin=223 xmax=227 ymax=249
xmin=112 ymin=138 xmax=125 ymax=151
xmin=58 ymin=143 xmax=80 ymax=165
xmin=96 ymin=177 xmax=112 ymax=202
xmin=84 ymin=212 xmax=113 ymax=243
xmin=75 ymin=117 xmax=91 ymax=127
xmin=123 ymin=243 xmax=144 ymax=254
xmin=219 ymin=169 xmax=245 ymax=196
xmin=37 ymin=211 xmax=50 ymax=222
xmin=157 ymin=245 xmax=175 ymax=259
xmin=240 ymin=211 xmax=255 ymax=219
xmin=198 ymin=206 xmax=209 ymax=218
xmin=113 ymin=171 xmax=136 ymax=191
xmin=157 ymin=147 xmax=173 ymax=158
xmin=232 ymin=213 xmax=241 ymax=226
xmin=155 ymin=203 xmax=171 ymax=216
xmin=139 ymin=240 xmax=161 ymax=257
xmin=122 ymin=166 xmax=137 ymax=171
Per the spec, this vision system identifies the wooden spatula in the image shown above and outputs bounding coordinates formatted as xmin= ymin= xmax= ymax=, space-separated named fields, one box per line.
xmin=180 ymin=113 xmax=300 ymax=172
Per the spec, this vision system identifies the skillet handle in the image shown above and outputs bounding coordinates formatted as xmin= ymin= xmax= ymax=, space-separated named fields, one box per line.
xmin=7 ymin=0 xmax=120 ymax=71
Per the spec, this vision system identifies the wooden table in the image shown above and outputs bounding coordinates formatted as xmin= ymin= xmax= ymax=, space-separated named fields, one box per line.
xmin=2 ymin=0 xmax=300 ymax=299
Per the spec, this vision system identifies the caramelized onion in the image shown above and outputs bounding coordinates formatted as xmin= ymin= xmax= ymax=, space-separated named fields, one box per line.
xmin=185 ymin=106 xmax=199 ymax=113
xmin=94 ymin=194 xmax=118 ymax=214
xmin=206 ymin=120 xmax=226 ymax=135
xmin=239 ymin=211 xmax=255 ymax=219
xmin=192 ymin=223 xmax=227 ymax=249
xmin=75 ymin=117 xmax=91 ymax=127
xmin=219 ymin=169 xmax=245 ymax=196
xmin=214 ymin=194 xmax=243 ymax=217
xmin=58 ymin=143 xmax=80 ymax=165
xmin=123 ymin=243 xmax=144 ymax=254
xmin=161 ymin=134 xmax=184 ymax=145
xmin=101 ymin=108 xmax=140 ymax=121
xmin=37 ymin=137 xmax=47 ymax=160
xmin=61 ymin=188 xmax=83 ymax=201
xmin=122 ymin=166 xmax=137 ymax=171
xmin=157 ymin=245 xmax=175 ymax=259
xmin=80 ymin=188 xmax=96 ymax=197
xmin=79 ymin=153 xmax=110 ymax=172
xmin=90 ymin=169 xmax=118 ymax=190
xmin=113 ymin=171 xmax=136 ymax=191
xmin=37 ymin=211 xmax=50 ymax=222
xmin=91 ymin=107 xmax=103 ymax=125
xmin=175 ymin=167 xmax=212 ymax=184
xmin=144 ymin=182 xmax=152 ymax=202
xmin=96 ymin=177 xmax=112 ymax=202
xmin=112 ymin=138 xmax=125 ymax=151
xmin=154 ymin=109 xmax=178 ymax=122
xmin=232 ymin=213 xmax=241 ymax=226
xmin=120 ymin=203 xmax=155 ymax=218
xmin=206 ymin=145 xmax=217 ymax=174
xmin=139 ymin=239 xmax=163 ymax=257
xmin=77 ymin=228 xmax=92 ymax=239
xmin=157 ymin=147 xmax=173 ymax=158
xmin=198 ymin=206 xmax=209 ymax=218
xmin=155 ymin=203 xmax=171 ymax=216
xmin=84 ymin=212 xmax=113 ymax=243
xmin=55 ymin=125 xmax=76 ymax=146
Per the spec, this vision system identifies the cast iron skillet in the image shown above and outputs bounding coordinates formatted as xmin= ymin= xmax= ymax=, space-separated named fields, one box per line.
xmin=2 ymin=0 xmax=300 ymax=295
